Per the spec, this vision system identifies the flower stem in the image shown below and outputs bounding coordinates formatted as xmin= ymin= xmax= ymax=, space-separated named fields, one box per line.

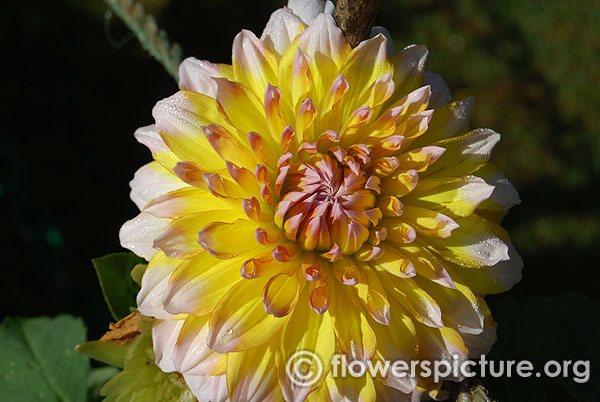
xmin=333 ymin=0 xmax=382 ymax=47
xmin=104 ymin=0 xmax=182 ymax=82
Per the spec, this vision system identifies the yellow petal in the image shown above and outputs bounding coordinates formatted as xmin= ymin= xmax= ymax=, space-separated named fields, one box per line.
xmin=428 ymin=213 xmax=510 ymax=268
xmin=385 ymin=276 xmax=444 ymax=328
xmin=414 ymin=276 xmax=484 ymax=335
xmin=208 ymin=275 xmax=289 ymax=353
xmin=215 ymin=78 xmax=269 ymax=136
xmin=415 ymin=324 xmax=468 ymax=378
xmin=372 ymin=244 xmax=416 ymax=278
xmin=411 ymin=97 xmax=474 ymax=147
xmin=296 ymin=14 xmax=351 ymax=99
xmin=277 ymin=289 xmax=335 ymax=402
xmin=153 ymin=91 xmax=227 ymax=171
xmin=405 ymin=175 xmax=495 ymax=218
xmin=134 ymin=125 xmax=181 ymax=169
xmin=353 ymin=261 xmax=391 ymax=325
xmin=324 ymin=372 xmax=376 ymax=402
xmin=232 ymin=29 xmax=278 ymax=98
xmin=163 ymin=251 xmax=251 ymax=315
xmin=197 ymin=219 xmax=259 ymax=258
xmin=153 ymin=210 xmax=244 ymax=258
xmin=426 ymin=129 xmax=501 ymax=177
xmin=227 ymin=342 xmax=284 ymax=402
xmin=144 ymin=187 xmax=231 ymax=219
xmin=396 ymin=146 xmax=445 ymax=173
xmin=401 ymin=205 xmax=459 ymax=239
xmin=340 ymin=34 xmax=393 ymax=119
xmin=203 ymin=123 xmax=257 ymax=171
xmin=330 ymin=286 xmax=377 ymax=363
xmin=263 ymin=272 xmax=303 ymax=318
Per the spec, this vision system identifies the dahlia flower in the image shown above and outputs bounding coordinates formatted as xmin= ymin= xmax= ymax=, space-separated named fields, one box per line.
xmin=120 ymin=0 xmax=522 ymax=400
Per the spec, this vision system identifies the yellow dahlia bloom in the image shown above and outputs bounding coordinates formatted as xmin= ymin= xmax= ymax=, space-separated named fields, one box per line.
xmin=120 ymin=1 xmax=522 ymax=400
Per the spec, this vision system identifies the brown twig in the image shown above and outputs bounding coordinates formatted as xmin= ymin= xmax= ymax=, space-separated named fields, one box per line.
xmin=333 ymin=0 xmax=382 ymax=47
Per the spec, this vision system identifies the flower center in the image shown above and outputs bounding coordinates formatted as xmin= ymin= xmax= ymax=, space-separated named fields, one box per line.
xmin=275 ymin=154 xmax=377 ymax=255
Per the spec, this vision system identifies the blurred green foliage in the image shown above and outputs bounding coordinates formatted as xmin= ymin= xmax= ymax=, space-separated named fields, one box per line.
xmin=374 ymin=0 xmax=600 ymax=299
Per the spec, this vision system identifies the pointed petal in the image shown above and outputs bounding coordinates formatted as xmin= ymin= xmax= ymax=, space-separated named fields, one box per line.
xmin=288 ymin=0 xmax=331 ymax=24
xmin=448 ymin=241 xmax=522 ymax=294
xmin=401 ymin=205 xmax=459 ymax=239
xmin=387 ymin=276 xmax=444 ymax=328
xmin=424 ymin=70 xmax=452 ymax=108
xmin=197 ymin=219 xmax=259 ymax=258
xmin=129 ymin=161 xmax=188 ymax=210
xmin=227 ymin=341 xmax=283 ymax=402
xmin=173 ymin=314 xmax=226 ymax=375
xmin=412 ymin=97 xmax=474 ymax=147
xmin=232 ymin=30 xmax=278 ymax=97
xmin=137 ymin=251 xmax=181 ymax=319
xmin=119 ymin=211 xmax=170 ymax=260
xmin=296 ymin=13 xmax=350 ymax=96
xmin=163 ymin=251 xmax=250 ymax=315
xmin=153 ymin=91 xmax=228 ymax=171
xmin=143 ymin=187 xmax=230 ymax=219
xmin=178 ymin=57 xmax=234 ymax=97
xmin=215 ymin=78 xmax=269 ymax=136
xmin=426 ymin=129 xmax=501 ymax=177
xmin=262 ymin=8 xmax=306 ymax=57
xmin=324 ymin=373 xmax=376 ymax=402
xmin=278 ymin=289 xmax=335 ymax=402
xmin=152 ymin=318 xmax=184 ymax=373
xmin=331 ymin=287 xmax=377 ymax=363
xmin=476 ymin=164 xmax=521 ymax=213
xmin=134 ymin=125 xmax=180 ymax=169
xmin=340 ymin=34 xmax=393 ymax=116
xmin=405 ymin=175 xmax=495 ymax=218
xmin=429 ymin=214 xmax=510 ymax=268
xmin=263 ymin=273 xmax=302 ymax=317
xmin=153 ymin=210 xmax=244 ymax=258
xmin=461 ymin=297 xmax=497 ymax=357
xmin=390 ymin=44 xmax=428 ymax=101
xmin=207 ymin=275 xmax=289 ymax=353
xmin=183 ymin=374 xmax=229 ymax=402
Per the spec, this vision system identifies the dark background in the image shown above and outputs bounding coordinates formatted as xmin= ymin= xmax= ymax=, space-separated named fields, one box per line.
xmin=1 ymin=0 xmax=598 ymax=401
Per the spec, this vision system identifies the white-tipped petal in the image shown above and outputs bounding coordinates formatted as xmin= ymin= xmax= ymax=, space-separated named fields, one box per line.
xmin=119 ymin=211 xmax=170 ymax=260
xmin=137 ymin=252 xmax=180 ymax=319
xmin=424 ymin=70 xmax=453 ymax=108
xmin=152 ymin=318 xmax=185 ymax=373
xmin=261 ymin=8 xmax=305 ymax=57
xmin=129 ymin=161 xmax=187 ymax=210
xmin=178 ymin=57 xmax=232 ymax=97
xmin=183 ymin=374 xmax=229 ymax=402
xmin=288 ymin=0 xmax=332 ymax=25
xmin=478 ymin=165 xmax=521 ymax=212
xmin=173 ymin=315 xmax=224 ymax=375
xmin=296 ymin=13 xmax=348 ymax=60
xmin=370 ymin=26 xmax=396 ymax=55
xmin=393 ymin=44 xmax=428 ymax=96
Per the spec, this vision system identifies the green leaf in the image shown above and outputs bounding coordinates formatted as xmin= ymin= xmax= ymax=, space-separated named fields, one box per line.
xmin=0 ymin=315 xmax=89 ymax=402
xmin=93 ymin=252 xmax=144 ymax=320
xmin=75 ymin=341 xmax=127 ymax=368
